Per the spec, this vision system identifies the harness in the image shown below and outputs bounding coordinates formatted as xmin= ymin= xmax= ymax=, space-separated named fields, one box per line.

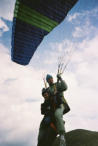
xmin=49 ymin=84 xmax=60 ymax=111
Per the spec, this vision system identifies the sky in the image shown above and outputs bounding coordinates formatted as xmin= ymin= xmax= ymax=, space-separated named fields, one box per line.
xmin=0 ymin=0 xmax=98 ymax=146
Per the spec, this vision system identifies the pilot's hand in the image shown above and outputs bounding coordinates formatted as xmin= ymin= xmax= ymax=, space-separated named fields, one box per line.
xmin=57 ymin=74 xmax=62 ymax=80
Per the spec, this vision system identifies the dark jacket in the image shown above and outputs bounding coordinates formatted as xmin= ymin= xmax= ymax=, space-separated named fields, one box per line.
xmin=41 ymin=99 xmax=52 ymax=116
xmin=41 ymin=99 xmax=55 ymax=126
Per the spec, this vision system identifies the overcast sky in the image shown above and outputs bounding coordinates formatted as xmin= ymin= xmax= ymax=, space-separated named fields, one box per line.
xmin=0 ymin=0 xmax=98 ymax=146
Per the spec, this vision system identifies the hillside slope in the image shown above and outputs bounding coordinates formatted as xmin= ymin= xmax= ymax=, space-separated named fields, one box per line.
xmin=53 ymin=129 xmax=98 ymax=146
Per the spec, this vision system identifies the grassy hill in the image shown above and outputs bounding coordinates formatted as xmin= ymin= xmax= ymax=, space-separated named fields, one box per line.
xmin=53 ymin=129 xmax=98 ymax=146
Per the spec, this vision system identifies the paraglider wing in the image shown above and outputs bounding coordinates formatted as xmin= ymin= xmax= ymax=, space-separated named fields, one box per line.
xmin=11 ymin=0 xmax=78 ymax=65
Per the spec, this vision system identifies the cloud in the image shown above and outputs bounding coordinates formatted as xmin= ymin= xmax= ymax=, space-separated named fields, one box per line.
xmin=67 ymin=7 xmax=98 ymax=23
xmin=67 ymin=7 xmax=98 ymax=39
xmin=0 ymin=43 xmax=45 ymax=146
xmin=0 ymin=17 xmax=12 ymax=49
xmin=0 ymin=0 xmax=15 ymax=21
xmin=67 ymin=12 xmax=80 ymax=22
xmin=0 ymin=18 xmax=9 ymax=37
xmin=42 ymin=40 xmax=76 ymax=72
xmin=62 ymin=35 xmax=98 ymax=131
xmin=72 ymin=21 xmax=97 ymax=38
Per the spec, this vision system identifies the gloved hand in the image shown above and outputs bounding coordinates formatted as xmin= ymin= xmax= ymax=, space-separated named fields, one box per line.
xmin=57 ymin=74 xmax=62 ymax=80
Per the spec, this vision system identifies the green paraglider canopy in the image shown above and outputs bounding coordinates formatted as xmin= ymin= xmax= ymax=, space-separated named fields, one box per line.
xmin=11 ymin=0 xmax=78 ymax=65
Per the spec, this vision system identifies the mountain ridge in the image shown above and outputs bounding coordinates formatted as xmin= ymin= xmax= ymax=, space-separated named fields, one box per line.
xmin=53 ymin=129 xmax=98 ymax=146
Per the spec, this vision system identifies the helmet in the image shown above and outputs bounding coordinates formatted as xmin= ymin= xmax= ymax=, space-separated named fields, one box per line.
xmin=46 ymin=74 xmax=53 ymax=82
